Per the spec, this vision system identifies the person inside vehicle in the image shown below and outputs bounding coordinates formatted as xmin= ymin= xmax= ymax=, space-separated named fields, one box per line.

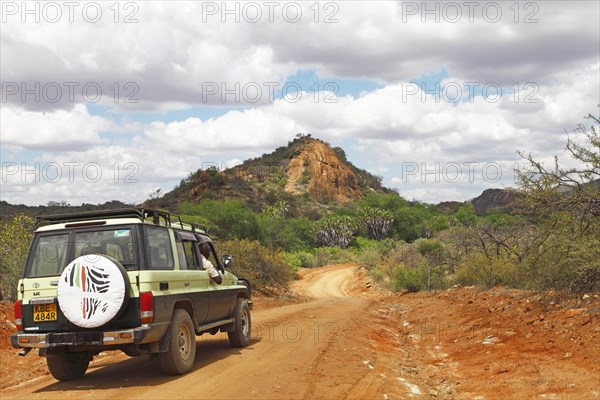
xmin=200 ymin=243 xmax=222 ymax=284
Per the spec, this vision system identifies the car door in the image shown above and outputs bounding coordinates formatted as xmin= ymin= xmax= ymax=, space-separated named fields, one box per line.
xmin=174 ymin=231 xmax=211 ymax=324
xmin=202 ymin=242 xmax=234 ymax=322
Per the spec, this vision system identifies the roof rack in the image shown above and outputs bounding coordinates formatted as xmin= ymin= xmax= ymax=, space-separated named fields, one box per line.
xmin=34 ymin=208 xmax=209 ymax=233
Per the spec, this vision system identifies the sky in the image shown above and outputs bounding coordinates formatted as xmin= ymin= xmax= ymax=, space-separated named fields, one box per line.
xmin=1 ymin=0 xmax=599 ymax=206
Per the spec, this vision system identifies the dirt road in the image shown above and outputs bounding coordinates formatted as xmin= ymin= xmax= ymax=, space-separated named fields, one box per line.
xmin=1 ymin=265 xmax=392 ymax=399
xmin=2 ymin=265 xmax=599 ymax=399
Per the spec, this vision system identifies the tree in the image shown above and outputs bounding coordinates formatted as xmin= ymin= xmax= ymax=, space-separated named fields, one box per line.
xmin=450 ymin=112 xmax=599 ymax=291
xmin=147 ymin=188 xmax=163 ymax=207
xmin=314 ymin=215 xmax=358 ymax=248
xmin=179 ymin=200 xmax=260 ymax=240
xmin=0 ymin=214 xmax=34 ymax=300
xmin=257 ymin=211 xmax=311 ymax=252
xmin=359 ymin=207 xmax=393 ymax=240
xmin=333 ymin=147 xmax=347 ymax=162
xmin=415 ymin=238 xmax=447 ymax=291
xmin=517 ymin=112 xmax=600 ymax=222
xmin=47 ymin=200 xmax=70 ymax=207
xmin=454 ymin=203 xmax=477 ymax=226
xmin=514 ymin=111 xmax=600 ymax=290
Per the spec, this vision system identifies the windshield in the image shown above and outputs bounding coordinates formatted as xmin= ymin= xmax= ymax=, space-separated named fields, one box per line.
xmin=27 ymin=227 xmax=138 ymax=278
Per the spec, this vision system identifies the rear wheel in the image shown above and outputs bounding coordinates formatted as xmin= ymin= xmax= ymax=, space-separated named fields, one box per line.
xmin=228 ymin=298 xmax=251 ymax=347
xmin=159 ymin=310 xmax=196 ymax=375
xmin=46 ymin=353 xmax=90 ymax=381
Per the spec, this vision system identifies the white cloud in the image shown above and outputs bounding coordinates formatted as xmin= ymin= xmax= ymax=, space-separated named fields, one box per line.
xmin=1 ymin=1 xmax=598 ymax=205
xmin=1 ymin=1 xmax=598 ymax=111
xmin=4 ymin=60 xmax=596 ymax=206
xmin=1 ymin=104 xmax=112 ymax=150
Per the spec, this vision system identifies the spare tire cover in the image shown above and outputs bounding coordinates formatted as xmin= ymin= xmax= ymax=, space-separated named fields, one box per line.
xmin=58 ymin=255 xmax=127 ymax=328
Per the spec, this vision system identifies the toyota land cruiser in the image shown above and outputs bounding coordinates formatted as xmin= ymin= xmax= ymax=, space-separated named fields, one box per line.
xmin=11 ymin=208 xmax=252 ymax=380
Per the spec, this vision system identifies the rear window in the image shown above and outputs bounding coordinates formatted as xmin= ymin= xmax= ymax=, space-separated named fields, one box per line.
xmin=28 ymin=234 xmax=69 ymax=277
xmin=26 ymin=227 xmax=138 ymax=278
xmin=74 ymin=228 xmax=137 ymax=269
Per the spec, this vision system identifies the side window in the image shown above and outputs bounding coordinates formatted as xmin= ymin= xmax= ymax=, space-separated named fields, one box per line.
xmin=145 ymin=226 xmax=174 ymax=270
xmin=199 ymin=242 xmax=215 ymax=267
xmin=175 ymin=240 xmax=187 ymax=270
xmin=184 ymin=241 xmax=200 ymax=269
xmin=175 ymin=237 xmax=200 ymax=270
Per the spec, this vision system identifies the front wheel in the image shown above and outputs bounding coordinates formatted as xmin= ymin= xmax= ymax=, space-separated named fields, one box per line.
xmin=46 ymin=353 xmax=90 ymax=381
xmin=159 ymin=310 xmax=196 ymax=375
xmin=228 ymin=298 xmax=251 ymax=347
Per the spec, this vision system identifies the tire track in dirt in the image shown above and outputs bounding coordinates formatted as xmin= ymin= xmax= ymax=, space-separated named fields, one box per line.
xmin=1 ymin=265 xmax=391 ymax=400
xmin=4 ymin=268 xmax=599 ymax=399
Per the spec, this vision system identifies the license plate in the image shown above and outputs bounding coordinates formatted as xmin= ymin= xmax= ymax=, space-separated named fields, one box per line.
xmin=33 ymin=303 xmax=57 ymax=322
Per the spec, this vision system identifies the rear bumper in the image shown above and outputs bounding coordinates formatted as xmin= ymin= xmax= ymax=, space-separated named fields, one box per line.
xmin=11 ymin=323 xmax=167 ymax=349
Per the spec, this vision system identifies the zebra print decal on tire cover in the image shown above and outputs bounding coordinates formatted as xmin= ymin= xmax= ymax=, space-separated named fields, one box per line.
xmin=58 ymin=255 xmax=127 ymax=328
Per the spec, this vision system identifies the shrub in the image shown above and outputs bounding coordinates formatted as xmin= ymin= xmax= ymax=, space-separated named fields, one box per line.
xmin=571 ymin=267 xmax=600 ymax=293
xmin=286 ymin=251 xmax=317 ymax=269
xmin=356 ymin=247 xmax=384 ymax=270
xmin=369 ymin=267 xmax=386 ymax=283
xmin=179 ymin=200 xmax=260 ymax=241
xmin=0 ymin=214 xmax=34 ymax=300
xmin=313 ymin=247 xmax=356 ymax=267
xmin=390 ymin=265 xmax=425 ymax=293
xmin=296 ymin=251 xmax=317 ymax=268
xmin=219 ymin=239 xmax=293 ymax=289
xmin=365 ymin=239 xmax=450 ymax=292
xmin=455 ymin=253 xmax=511 ymax=288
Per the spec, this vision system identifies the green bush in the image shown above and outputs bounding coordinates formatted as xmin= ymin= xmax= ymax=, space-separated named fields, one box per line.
xmin=219 ymin=239 xmax=293 ymax=289
xmin=364 ymin=239 xmax=450 ymax=292
xmin=0 ymin=214 xmax=34 ymax=300
xmin=179 ymin=200 xmax=260 ymax=240
xmin=255 ymin=213 xmax=314 ymax=252
xmin=296 ymin=251 xmax=317 ymax=268
xmin=313 ymin=247 xmax=356 ymax=267
xmin=390 ymin=265 xmax=425 ymax=293
xmin=387 ymin=263 xmax=449 ymax=292
xmin=369 ymin=267 xmax=386 ymax=283
xmin=281 ymin=252 xmax=301 ymax=272
xmin=356 ymin=247 xmax=384 ymax=270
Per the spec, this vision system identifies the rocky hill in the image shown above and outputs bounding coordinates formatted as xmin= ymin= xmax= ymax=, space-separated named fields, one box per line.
xmin=156 ymin=136 xmax=390 ymax=214
xmin=2 ymin=137 xmax=545 ymax=219
xmin=470 ymin=188 xmax=522 ymax=214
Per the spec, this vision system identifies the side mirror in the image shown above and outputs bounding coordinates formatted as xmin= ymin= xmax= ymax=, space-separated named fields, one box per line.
xmin=222 ymin=254 xmax=232 ymax=269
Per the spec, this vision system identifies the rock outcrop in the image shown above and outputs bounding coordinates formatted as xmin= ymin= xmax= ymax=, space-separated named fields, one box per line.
xmin=285 ymin=139 xmax=361 ymax=202
xmin=471 ymin=188 xmax=521 ymax=214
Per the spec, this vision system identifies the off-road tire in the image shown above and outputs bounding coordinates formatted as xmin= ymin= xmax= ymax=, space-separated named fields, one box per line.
xmin=228 ymin=298 xmax=251 ymax=347
xmin=159 ymin=309 xmax=196 ymax=375
xmin=46 ymin=353 xmax=90 ymax=381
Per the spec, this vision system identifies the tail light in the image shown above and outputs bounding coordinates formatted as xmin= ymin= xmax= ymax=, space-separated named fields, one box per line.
xmin=14 ymin=300 xmax=23 ymax=331
xmin=139 ymin=292 xmax=154 ymax=324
